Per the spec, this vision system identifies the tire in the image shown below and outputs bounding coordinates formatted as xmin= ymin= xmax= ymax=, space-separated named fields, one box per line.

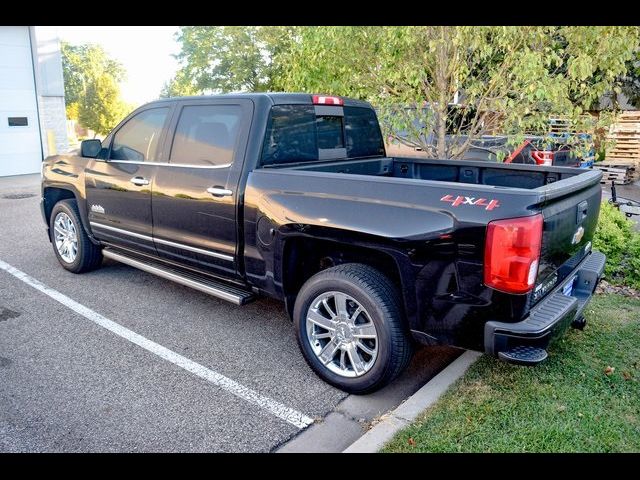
xmin=293 ymin=263 xmax=413 ymax=394
xmin=50 ymin=199 xmax=103 ymax=273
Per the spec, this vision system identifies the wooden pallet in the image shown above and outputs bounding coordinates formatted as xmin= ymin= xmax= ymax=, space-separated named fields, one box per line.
xmin=608 ymin=149 xmax=640 ymax=155
xmin=609 ymin=129 xmax=640 ymax=135
xmin=596 ymin=166 xmax=632 ymax=173
xmin=607 ymin=139 xmax=640 ymax=145
xmin=600 ymin=178 xmax=631 ymax=185
xmin=606 ymin=112 xmax=640 ymax=164
xmin=599 ymin=175 xmax=632 ymax=185
xmin=608 ymin=145 xmax=640 ymax=151
xmin=607 ymin=157 xmax=637 ymax=166
xmin=607 ymin=153 xmax=640 ymax=160
xmin=597 ymin=161 xmax=638 ymax=167
xmin=603 ymin=179 xmax=633 ymax=185
xmin=594 ymin=163 xmax=638 ymax=185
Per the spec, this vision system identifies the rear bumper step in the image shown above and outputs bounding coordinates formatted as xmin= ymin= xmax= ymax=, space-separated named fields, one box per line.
xmin=485 ymin=250 xmax=605 ymax=365
xmin=498 ymin=346 xmax=548 ymax=365
xmin=102 ymin=248 xmax=255 ymax=305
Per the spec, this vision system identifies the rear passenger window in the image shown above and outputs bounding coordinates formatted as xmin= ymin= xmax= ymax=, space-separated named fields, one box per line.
xmin=261 ymin=105 xmax=318 ymax=165
xmin=170 ymin=105 xmax=242 ymax=167
xmin=110 ymin=108 xmax=169 ymax=162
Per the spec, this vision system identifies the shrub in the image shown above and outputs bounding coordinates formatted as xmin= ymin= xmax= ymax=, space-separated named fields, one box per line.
xmin=592 ymin=201 xmax=640 ymax=289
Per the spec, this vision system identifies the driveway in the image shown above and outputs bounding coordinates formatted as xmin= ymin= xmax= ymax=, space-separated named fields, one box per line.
xmin=0 ymin=174 xmax=459 ymax=452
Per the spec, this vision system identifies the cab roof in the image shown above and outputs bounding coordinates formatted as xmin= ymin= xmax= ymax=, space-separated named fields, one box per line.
xmin=146 ymin=92 xmax=373 ymax=109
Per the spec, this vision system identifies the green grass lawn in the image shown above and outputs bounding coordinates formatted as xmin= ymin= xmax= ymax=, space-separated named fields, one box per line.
xmin=383 ymin=294 xmax=640 ymax=453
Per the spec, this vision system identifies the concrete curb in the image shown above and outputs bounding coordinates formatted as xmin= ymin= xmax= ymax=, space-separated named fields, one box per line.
xmin=342 ymin=350 xmax=482 ymax=453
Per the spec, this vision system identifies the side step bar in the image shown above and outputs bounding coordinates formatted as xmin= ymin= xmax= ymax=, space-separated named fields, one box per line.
xmin=102 ymin=249 xmax=255 ymax=306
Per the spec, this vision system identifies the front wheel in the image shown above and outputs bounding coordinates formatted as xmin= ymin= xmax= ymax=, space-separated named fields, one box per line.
xmin=50 ymin=199 xmax=103 ymax=273
xmin=293 ymin=263 xmax=413 ymax=394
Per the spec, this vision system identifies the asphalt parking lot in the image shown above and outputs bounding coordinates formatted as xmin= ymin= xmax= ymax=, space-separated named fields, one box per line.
xmin=0 ymin=174 xmax=459 ymax=452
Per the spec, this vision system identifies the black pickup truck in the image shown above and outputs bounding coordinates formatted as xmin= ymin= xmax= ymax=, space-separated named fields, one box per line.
xmin=41 ymin=93 xmax=606 ymax=393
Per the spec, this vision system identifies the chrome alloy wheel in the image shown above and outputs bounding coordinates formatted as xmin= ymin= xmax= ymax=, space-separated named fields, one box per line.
xmin=53 ymin=212 xmax=78 ymax=263
xmin=305 ymin=291 xmax=378 ymax=378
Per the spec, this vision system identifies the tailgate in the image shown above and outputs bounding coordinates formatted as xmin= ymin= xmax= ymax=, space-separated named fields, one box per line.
xmin=531 ymin=178 xmax=602 ymax=304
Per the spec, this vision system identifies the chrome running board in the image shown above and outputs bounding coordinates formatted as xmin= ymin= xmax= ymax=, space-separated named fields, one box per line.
xmin=102 ymin=248 xmax=254 ymax=305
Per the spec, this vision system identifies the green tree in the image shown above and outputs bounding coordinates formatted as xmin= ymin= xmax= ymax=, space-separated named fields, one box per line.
xmin=61 ymin=43 xmax=86 ymax=116
xmin=281 ymin=26 xmax=639 ymax=159
xmin=61 ymin=42 xmax=129 ymax=133
xmin=162 ymin=26 xmax=295 ymax=97
xmin=160 ymin=69 xmax=199 ymax=98
xmin=78 ymin=75 xmax=129 ymax=136
xmin=618 ymin=49 xmax=640 ymax=108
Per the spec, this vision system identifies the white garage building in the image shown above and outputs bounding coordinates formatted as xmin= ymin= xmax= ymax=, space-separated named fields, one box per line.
xmin=0 ymin=26 xmax=68 ymax=177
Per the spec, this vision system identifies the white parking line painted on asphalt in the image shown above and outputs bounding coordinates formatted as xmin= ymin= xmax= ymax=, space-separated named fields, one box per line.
xmin=0 ymin=259 xmax=314 ymax=429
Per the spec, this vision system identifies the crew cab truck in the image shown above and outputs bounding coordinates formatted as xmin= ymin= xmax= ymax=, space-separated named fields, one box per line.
xmin=41 ymin=93 xmax=606 ymax=393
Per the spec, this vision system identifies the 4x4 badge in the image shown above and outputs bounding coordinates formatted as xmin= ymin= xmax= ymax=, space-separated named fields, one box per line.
xmin=440 ymin=194 xmax=500 ymax=211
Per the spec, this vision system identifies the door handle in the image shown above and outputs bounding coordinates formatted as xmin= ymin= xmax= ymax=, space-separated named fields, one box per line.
xmin=130 ymin=176 xmax=150 ymax=186
xmin=207 ymin=187 xmax=233 ymax=197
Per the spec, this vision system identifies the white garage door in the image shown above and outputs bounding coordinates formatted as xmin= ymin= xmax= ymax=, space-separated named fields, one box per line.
xmin=0 ymin=26 xmax=42 ymax=177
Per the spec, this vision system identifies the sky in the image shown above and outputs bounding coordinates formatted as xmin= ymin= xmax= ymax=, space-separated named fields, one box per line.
xmin=54 ymin=26 xmax=182 ymax=107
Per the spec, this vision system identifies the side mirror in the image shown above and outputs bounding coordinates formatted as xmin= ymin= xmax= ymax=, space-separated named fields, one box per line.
xmin=81 ymin=139 xmax=102 ymax=158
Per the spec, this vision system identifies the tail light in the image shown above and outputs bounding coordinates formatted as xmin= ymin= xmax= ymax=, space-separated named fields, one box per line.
xmin=532 ymin=150 xmax=553 ymax=166
xmin=312 ymin=95 xmax=344 ymax=106
xmin=484 ymin=214 xmax=543 ymax=294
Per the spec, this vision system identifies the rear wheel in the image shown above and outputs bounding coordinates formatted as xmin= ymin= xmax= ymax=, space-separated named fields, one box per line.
xmin=50 ymin=199 xmax=103 ymax=273
xmin=293 ymin=263 xmax=413 ymax=394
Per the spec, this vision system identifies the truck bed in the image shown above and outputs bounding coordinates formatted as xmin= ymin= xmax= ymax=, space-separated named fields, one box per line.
xmin=286 ymin=156 xmax=600 ymax=198
xmin=251 ymin=156 xmax=602 ymax=337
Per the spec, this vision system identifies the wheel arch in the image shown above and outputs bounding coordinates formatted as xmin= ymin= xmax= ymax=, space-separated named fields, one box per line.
xmin=280 ymin=233 xmax=416 ymax=325
xmin=43 ymin=187 xmax=97 ymax=244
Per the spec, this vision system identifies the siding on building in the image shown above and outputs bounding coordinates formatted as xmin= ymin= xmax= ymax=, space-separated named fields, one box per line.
xmin=32 ymin=26 xmax=68 ymax=158
xmin=0 ymin=26 xmax=67 ymax=177
xmin=0 ymin=26 xmax=42 ymax=177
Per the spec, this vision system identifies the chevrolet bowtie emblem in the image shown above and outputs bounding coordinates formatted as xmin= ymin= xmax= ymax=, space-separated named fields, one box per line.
xmin=572 ymin=226 xmax=585 ymax=245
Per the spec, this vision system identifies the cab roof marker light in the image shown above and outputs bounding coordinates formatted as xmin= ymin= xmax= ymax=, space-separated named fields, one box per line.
xmin=312 ymin=95 xmax=344 ymax=106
